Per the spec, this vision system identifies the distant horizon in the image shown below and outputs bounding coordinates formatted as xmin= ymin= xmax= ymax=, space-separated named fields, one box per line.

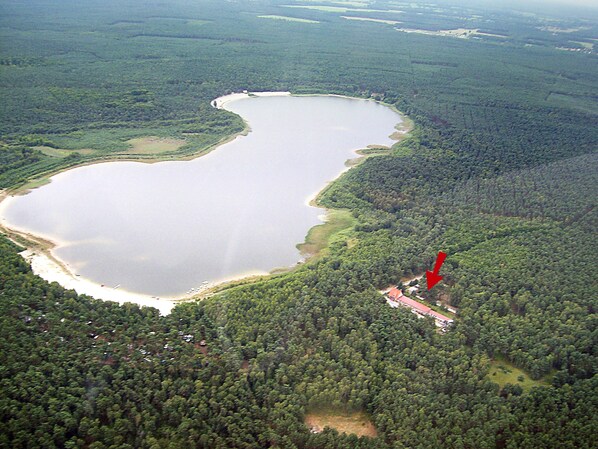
xmin=433 ymin=0 xmax=598 ymax=12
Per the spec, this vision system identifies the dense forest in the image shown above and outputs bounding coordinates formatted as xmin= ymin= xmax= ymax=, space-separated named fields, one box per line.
xmin=0 ymin=0 xmax=597 ymax=448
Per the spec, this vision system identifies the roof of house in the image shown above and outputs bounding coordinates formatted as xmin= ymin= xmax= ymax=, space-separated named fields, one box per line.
xmin=396 ymin=295 xmax=432 ymax=314
xmin=388 ymin=288 xmax=432 ymax=314
xmin=388 ymin=287 xmax=454 ymax=322
xmin=428 ymin=310 xmax=453 ymax=323
xmin=387 ymin=287 xmax=403 ymax=300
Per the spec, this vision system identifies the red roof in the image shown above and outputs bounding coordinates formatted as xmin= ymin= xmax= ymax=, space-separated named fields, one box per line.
xmin=428 ymin=310 xmax=452 ymax=323
xmin=387 ymin=287 xmax=453 ymax=323
xmin=388 ymin=287 xmax=403 ymax=300
xmin=396 ymin=295 xmax=431 ymax=314
xmin=388 ymin=288 xmax=431 ymax=314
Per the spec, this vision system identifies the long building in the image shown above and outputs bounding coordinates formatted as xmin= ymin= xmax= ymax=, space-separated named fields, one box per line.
xmin=386 ymin=287 xmax=453 ymax=328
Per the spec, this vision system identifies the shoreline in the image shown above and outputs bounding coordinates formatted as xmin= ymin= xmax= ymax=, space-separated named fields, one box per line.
xmin=213 ymin=91 xmax=291 ymax=109
xmin=0 ymin=194 xmax=272 ymax=315
xmin=0 ymin=90 xmax=412 ymax=315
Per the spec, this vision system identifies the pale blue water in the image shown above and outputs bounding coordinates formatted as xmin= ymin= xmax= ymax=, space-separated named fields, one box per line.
xmin=1 ymin=95 xmax=401 ymax=296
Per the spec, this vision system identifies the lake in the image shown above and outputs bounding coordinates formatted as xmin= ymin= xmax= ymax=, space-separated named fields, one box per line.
xmin=0 ymin=94 xmax=401 ymax=299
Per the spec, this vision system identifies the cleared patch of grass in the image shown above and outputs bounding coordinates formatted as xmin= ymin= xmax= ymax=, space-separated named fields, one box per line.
xmin=297 ymin=209 xmax=355 ymax=259
xmin=547 ymin=92 xmax=598 ymax=115
xmin=298 ymin=0 xmax=369 ymax=6
xmin=284 ymin=5 xmax=353 ymax=12
xmin=488 ymin=357 xmax=551 ymax=392
xmin=305 ymin=409 xmax=377 ymax=437
xmin=258 ymin=15 xmax=320 ymax=23
xmin=538 ymin=25 xmax=589 ymax=33
xmin=342 ymin=16 xmax=400 ymax=25
xmin=572 ymin=41 xmax=593 ymax=50
xmin=284 ymin=5 xmax=402 ymax=13
xmin=18 ymin=177 xmax=53 ymax=191
xmin=125 ymin=136 xmax=186 ymax=154
xmin=298 ymin=0 xmax=369 ymax=8
xmin=35 ymin=146 xmax=95 ymax=158
xmin=186 ymin=19 xmax=210 ymax=27
xmin=47 ymin=128 xmax=167 ymax=152
xmin=331 ymin=0 xmax=369 ymax=6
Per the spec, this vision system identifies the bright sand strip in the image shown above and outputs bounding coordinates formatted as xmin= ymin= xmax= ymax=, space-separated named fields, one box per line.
xmin=0 ymin=194 xmax=178 ymax=315
xmin=258 ymin=15 xmax=320 ymax=24
xmin=396 ymin=27 xmax=507 ymax=39
xmin=20 ymin=249 xmax=178 ymax=315
xmin=16 ymin=248 xmax=266 ymax=315
xmin=1 ymin=191 xmax=268 ymax=315
xmin=342 ymin=16 xmax=401 ymax=25
xmin=213 ymin=91 xmax=291 ymax=109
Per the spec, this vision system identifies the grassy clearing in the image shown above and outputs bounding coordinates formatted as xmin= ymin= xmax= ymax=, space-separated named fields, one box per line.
xmin=330 ymin=0 xmax=369 ymax=6
xmin=283 ymin=5 xmax=401 ymax=14
xmin=258 ymin=15 xmax=320 ymax=24
xmin=5 ymin=119 xmax=246 ymax=191
xmin=547 ymin=92 xmax=597 ymax=115
xmin=342 ymin=16 xmax=401 ymax=25
xmin=538 ymin=25 xmax=589 ymax=33
xmin=15 ymin=177 xmax=53 ymax=191
xmin=186 ymin=19 xmax=210 ymax=27
xmin=572 ymin=41 xmax=593 ymax=50
xmin=35 ymin=146 xmax=96 ymax=158
xmin=488 ymin=357 xmax=551 ymax=392
xmin=298 ymin=0 xmax=369 ymax=6
xmin=305 ymin=409 xmax=377 ymax=437
xmin=46 ymin=127 xmax=192 ymax=153
xmin=284 ymin=5 xmax=354 ymax=12
xmin=125 ymin=137 xmax=186 ymax=154
xmin=297 ymin=209 xmax=356 ymax=259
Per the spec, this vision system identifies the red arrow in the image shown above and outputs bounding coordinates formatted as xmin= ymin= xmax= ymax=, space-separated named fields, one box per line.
xmin=426 ymin=251 xmax=447 ymax=290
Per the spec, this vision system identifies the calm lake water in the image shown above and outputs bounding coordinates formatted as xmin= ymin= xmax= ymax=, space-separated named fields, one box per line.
xmin=1 ymin=95 xmax=401 ymax=296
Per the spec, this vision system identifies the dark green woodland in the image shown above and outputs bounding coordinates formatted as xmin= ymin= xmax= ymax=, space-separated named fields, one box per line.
xmin=0 ymin=0 xmax=596 ymax=448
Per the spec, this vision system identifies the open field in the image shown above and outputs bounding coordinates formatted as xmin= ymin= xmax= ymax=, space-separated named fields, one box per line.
xmin=283 ymin=5 xmax=403 ymax=14
xmin=258 ymin=15 xmax=320 ymax=23
xmin=538 ymin=25 xmax=591 ymax=33
xmin=342 ymin=16 xmax=401 ymax=25
xmin=305 ymin=409 xmax=377 ymax=437
xmin=124 ymin=137 xmax=187 ymax=154
xmin=297 ymin=0 xmax=370 ymax=6
xmin=35 ymin=146 xmax=96 ymax=158
xmin=488 ymin=357 xmax=552 ymax=392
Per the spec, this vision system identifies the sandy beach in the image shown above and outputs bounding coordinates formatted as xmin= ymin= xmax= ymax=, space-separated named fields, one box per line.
xmin=13 ymin=244 xmax=269 ymax=315
xmin=1 ymin=189 xmax=268 ymax=316
xmin=213 ymin=91 xmax=291 ymax=109
xmin=20 ymin=249 xmax=180 ymax=314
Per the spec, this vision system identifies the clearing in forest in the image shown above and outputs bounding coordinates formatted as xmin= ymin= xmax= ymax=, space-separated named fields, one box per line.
xmin=258 ymin=15 xmax=320 ymax=23
xmin=488 ymin=357 xmax=552 ymax=392
xmin=283 ymin=5 xmax=402 ymax=14
xmin=35 ymin=146 xmax=95 ymax=158
xmin=305 ymin=409 xmax=377 ymax=437
xmin=125 ymin=137 xmax=186 ymax=154
xmin=342 ymin=16 xmax=401 ymax=25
